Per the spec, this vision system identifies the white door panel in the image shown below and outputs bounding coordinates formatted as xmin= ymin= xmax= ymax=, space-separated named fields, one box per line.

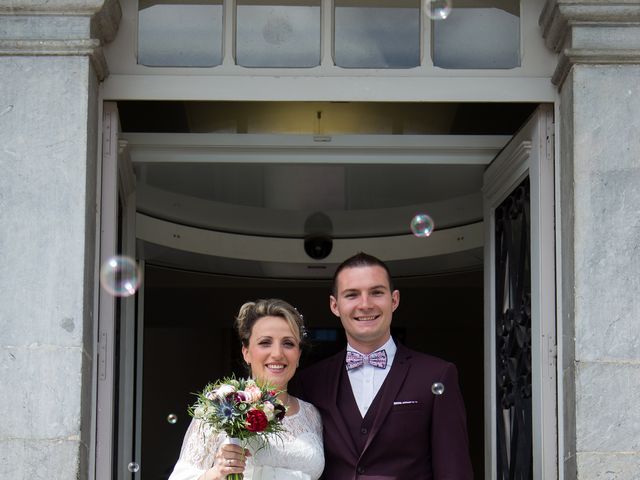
xmin=96 ymin=102 xmax=139 ymax=480
xmin=483 ymin=105 xmax=557 ymax=480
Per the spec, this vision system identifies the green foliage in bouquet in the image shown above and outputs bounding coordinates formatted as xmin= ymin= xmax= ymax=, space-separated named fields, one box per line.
xmin=188 ymin=376 xmax=288 ymax=443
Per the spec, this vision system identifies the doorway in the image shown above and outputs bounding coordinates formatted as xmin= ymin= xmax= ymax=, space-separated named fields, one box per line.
xmin=100 ymin=100 xmax=554 ymax=479
xmin=140 ymin=266 xmax=484 ymax=479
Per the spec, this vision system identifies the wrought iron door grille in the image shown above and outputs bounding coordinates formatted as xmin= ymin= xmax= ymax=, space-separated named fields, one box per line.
xmin=495 ymin=177 xmax=532 ymax=480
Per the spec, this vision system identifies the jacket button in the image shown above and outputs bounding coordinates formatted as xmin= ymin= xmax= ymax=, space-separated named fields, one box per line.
xmin=357 ymin=466 xmax=364 ymax=474
xmin=360 ymin=427 xmax=368 ymax=434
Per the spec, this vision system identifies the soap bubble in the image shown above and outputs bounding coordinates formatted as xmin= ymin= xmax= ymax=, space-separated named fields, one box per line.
xmin=167 ymin=413 xmax=178 ymax=424
xmin=424 ymin=0 xmax=452 ymax=20
xmin=410 ymin=214 xmax=435 ymax=237
xmin=127 ymin=462 xmax=140 ymax=473
xmin=431 ymin=382 xmax=445 ymax=395
xmin=100 ymin=255 xmax=141 ymax=297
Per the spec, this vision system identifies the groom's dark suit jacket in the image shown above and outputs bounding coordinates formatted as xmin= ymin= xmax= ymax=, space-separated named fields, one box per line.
xmin=295 ymin=342 xmax=473 ymax=480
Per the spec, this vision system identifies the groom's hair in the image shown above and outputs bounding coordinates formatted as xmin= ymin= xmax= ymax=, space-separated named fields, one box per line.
xmin=331 ymin=252 xmax=394 ymax=296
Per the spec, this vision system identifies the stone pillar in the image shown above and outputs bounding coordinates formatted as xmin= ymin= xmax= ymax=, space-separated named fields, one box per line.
xmin=0 ymin=2 xmax=120 ymax=478
xmin=540 ymin=2 xmax=640 ymax=478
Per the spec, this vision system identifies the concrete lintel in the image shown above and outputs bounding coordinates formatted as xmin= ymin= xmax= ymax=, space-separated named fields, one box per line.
xmin=0 ymin=38 xmax=108 ymax=79
xmin=0 ymin=0 xmax=121 ymax=40
xmin=0 ymin=0 xmax=121 ymax=80
xmin=540 ymin=1 xmax=640 ymax=86
xmin=0 ymin=0 xmax=112 ymax=16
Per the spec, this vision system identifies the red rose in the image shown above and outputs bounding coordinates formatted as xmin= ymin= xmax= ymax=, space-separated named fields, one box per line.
xmin=246 ymin=409 xmax=268 ymax=432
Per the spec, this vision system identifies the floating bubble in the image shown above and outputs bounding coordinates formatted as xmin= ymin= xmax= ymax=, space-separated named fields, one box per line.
xmin=167 ymin=413 xmax=178 ymax=424
xmin=100 ymin=255 xmax=141 ymax=297
xmin=424 ymin=0 xmax=453 ymax=20
xmin=127 ymin=462 xmax=140 ymax=473
xmin=431 ymin=382 xmax=445 ymax=395
xmin=410 ymin=214 xmax=435 ymax=237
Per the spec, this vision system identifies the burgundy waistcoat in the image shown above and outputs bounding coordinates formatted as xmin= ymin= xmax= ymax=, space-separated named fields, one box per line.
xmin=337 ymin=365 xmax=384 ymax=454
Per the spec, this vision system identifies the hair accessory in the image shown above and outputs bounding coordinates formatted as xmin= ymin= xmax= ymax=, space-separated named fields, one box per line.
xmin=293 ymin=307 xmax=307 ymax=338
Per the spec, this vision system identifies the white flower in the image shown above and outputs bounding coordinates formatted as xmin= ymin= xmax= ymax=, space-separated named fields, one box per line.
xmin=215 ymin=384 xmax=237 ymax=398
xmin=263 ymin=401 xmax=275 ymax=421
xmin=194 ymin=406 xmax=206 ymax=418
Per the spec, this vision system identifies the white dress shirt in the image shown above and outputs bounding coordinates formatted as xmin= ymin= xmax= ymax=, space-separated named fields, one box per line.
xmin=346 ymin=337 xmax=397 ymax=417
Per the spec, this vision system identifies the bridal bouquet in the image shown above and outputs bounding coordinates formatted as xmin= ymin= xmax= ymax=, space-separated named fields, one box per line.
xmin=189 ymin=377 xmax=288 ymax=480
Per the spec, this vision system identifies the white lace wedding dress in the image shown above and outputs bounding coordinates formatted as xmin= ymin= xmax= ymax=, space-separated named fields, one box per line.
xmin=168 ymin=398 xmax=324 ymax=480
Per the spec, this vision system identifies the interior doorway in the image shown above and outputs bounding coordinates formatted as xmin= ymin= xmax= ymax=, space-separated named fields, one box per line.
xmin=104 ymin=100 xmax=550 ymax=480
xmin=141 ymin=266 xmax=484 ymax=479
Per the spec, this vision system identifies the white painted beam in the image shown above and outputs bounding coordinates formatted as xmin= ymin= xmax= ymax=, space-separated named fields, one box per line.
xmin=122 ymin=133 xmax=510 ymax=165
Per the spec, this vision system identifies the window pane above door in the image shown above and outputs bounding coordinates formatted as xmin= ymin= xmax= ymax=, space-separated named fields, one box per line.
xmin=138 ymin=0 xmax=223 ymax=67
xmin=334 ymin=0 xmax=420 ymax=69
xmin=432 ymin=0 xmax=520 ymax=69
xmin=236 ymin=0 xmax=321 ymax=68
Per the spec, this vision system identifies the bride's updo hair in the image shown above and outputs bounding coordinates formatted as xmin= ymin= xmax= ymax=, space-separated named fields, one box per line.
xmin=235 ymin=299 xmax=306 ymax=348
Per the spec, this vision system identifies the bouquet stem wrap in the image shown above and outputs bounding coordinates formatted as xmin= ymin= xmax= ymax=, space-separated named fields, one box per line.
xmin=224 ymin=437 xmax=244 ymax=480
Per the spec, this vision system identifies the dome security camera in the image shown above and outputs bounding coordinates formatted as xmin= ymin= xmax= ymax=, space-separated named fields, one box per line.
xmin=304 ymin=236 xmax=333 ymax=260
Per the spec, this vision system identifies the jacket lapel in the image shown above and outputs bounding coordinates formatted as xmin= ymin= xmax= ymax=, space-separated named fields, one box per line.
xmin=360 ymin=343 xmax=412 ymax=456
xmin=327 ymin=349 xmax=360 ymax=459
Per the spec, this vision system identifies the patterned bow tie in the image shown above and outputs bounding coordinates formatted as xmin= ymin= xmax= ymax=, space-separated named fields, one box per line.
xmin=346 ymin=349 xmax=388 ymax=370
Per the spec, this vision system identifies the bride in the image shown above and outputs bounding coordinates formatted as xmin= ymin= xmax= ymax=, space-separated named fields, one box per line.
xmin=168 ymin=299 xmax=325 ymax=480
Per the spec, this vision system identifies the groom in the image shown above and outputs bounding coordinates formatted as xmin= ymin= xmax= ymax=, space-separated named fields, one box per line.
xmin=296 ymin=252 xmax=473 ymax=479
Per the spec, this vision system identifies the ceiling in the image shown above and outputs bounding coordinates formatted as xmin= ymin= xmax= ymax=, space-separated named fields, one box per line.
xmin=120 ymin=101 xmax=536 ymax=278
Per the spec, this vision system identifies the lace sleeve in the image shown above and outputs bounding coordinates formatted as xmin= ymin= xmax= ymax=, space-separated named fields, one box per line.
xmin=168 ymin=418 xmax=224 ymax=480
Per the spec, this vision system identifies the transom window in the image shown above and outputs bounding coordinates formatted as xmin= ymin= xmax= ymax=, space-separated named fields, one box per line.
xmin=333 ymin=0 xmax=421 ymax=69
xmin=138 ymin=0 xmax=224 ymax=67
xmin=236 ymin=0 xmax=321 ymax=67
xmin=137 ymin=0 xmax=520 ymax=69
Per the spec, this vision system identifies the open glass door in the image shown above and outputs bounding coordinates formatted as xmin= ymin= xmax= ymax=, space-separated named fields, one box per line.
xmin=483 ymin=105 xmax=557 ymax=479
xmin=95 ymin=102 xmax=139 ymax=479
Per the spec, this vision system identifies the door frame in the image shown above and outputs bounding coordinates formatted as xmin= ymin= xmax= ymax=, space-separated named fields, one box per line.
xmin=95 ymin=102 xmax=139 ymax=480
xmin=482 ymin=105 xmax=558 ymax=479
xmin=92 ymin=102 xmax=561 ymax=480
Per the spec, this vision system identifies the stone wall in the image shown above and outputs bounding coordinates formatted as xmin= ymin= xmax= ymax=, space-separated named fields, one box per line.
xmin=570 ymin=64 xmax=640 ymax=479
xmin=542 ymin=2 xmax=640 ymax=478
xmin=0 ymin=54 xmax=97 ymax=480
xmin=0 ymin=3 xmax=117 ymax=478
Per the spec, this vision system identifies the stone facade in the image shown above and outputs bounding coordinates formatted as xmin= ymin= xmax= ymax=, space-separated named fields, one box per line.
xmin=541 ymin=1 xmax=640 ymax=478
xmin=0 ymin=2 xmax=118 ymax=479
xmin=1 ymin=1 xmax=639 ymax=478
